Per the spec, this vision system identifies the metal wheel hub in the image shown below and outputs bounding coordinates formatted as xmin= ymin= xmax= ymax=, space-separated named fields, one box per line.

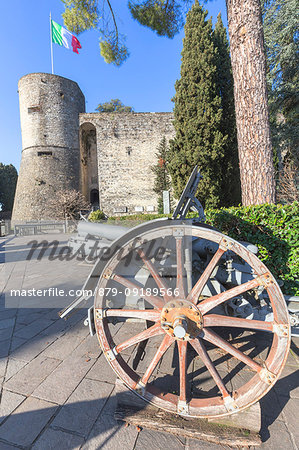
xmin=161 ymin=299 xmax=203 ymax=340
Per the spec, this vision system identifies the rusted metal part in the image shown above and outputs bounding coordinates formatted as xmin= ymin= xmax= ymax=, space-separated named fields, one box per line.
xmin=161 ymin=299 xmax=202 ymax=340
xmin=93 ymin=221 xmax=290 ymax=418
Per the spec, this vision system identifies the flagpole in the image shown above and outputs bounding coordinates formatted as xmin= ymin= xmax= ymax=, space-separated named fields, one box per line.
xmin=50 ymin=12 xmax=54 ymax=74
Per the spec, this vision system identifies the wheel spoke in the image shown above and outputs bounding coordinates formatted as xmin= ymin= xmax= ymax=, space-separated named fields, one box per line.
xmin=198 ymin=277 xmax=261 ymax=315
xmin=175 ymin=237 xmax=186 ymax=298
xmin=177 ymin=340 xmax=188 ymax=402
xmin=113 ymin=274 xmax=164 ymax=309
xmin=106 ymin=309 xmax=160 ymax=322
xmin=203 ymin=314 xmax=274 ymax=332
xmin=202 ymin=328 xmax=262 ymax=373
xmin=115 ymin=322 xmax=164 ymax=354
xmin=191 ymin=338 xmax=230 ymax=398
xmin=140 ymin=334 xmax=174 ymax=386
xmin=137 ymin=248 xmax=172 ymax=301
xmin=187 ymin=247 xmax=226 ymax=304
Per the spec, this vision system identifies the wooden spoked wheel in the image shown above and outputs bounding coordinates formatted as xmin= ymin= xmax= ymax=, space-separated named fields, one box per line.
xmin=94 ymin=220 xmax=290 ymax=418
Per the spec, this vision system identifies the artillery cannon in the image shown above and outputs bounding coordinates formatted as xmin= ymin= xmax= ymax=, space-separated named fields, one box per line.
xmin=61 ymin=167 xmax=297 ymax=418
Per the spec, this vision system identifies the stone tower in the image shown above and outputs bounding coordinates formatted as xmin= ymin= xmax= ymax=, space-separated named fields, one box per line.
xmin=12 ymin=73 xmax=85 ymax=222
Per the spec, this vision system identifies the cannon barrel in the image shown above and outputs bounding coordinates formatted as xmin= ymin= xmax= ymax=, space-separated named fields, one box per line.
xmin=77 ymin=221 xmax=129 ymax=241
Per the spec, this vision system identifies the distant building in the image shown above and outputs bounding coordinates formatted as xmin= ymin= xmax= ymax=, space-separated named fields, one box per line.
xmin=12 ymin=73 xmax=174 ymax=222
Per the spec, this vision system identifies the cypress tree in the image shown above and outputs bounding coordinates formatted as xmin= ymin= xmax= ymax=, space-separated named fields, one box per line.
xmin=213 ymin=13 xmax=241 ymax=206
xmin=168 ymin=1 xmax=227 ymax=209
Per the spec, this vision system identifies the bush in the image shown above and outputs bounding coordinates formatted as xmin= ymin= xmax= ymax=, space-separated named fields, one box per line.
xmin=107 ymin=203 xmax=298 ymax=295
xmin=88 ymin=209 xmax=107 ymax=222
xmin=205 ymin=203 xmax=299 ymax=295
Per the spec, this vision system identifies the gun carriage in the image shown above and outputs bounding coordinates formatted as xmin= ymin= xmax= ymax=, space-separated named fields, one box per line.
xmin=61 ymin=167 xmax=297 ymax=418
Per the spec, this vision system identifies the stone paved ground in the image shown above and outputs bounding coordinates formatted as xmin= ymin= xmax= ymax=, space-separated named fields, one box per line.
xmin=0 ymin=234 xmax=298 ymax=449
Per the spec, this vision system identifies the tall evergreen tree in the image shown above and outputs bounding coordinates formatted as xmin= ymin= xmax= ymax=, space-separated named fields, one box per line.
xmin=168 ymin=1 xmax=227 ymax=209
xmin=262 ymin=0 xmax=299 ymax=169
xmin=152 ymin=137 xmax=172 ymax=213
xmin=64 ymin=0 xmax=277 ymax=205
xmin=0 ymin=163 xmax=18 ymax=211
xmin=213 ymin=13 xmax=241 ymax=206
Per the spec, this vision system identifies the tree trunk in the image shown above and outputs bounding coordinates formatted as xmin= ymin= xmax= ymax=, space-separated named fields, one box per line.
xmin=226 ymin=0 xmax=276 ymax=205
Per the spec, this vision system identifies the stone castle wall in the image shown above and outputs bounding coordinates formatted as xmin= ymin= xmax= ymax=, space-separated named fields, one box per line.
xmin=80 ymin=112 xmax=174 ymax=215
xmin=12 ymin=73 xmax=85 ymax=222
xmin=12 ymin=73 xmax=175 ymax=221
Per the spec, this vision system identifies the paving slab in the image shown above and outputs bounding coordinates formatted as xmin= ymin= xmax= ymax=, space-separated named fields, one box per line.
xmin=0 ymin=442 xmax=20 ymax=449
xmin=0 ymin=358 xmax=7 ymax=378
xmin=86 ymin=353 xmax=117 ymax=385
xmin=82 ymin=412 xmax=139 ymax=450
xmin=259 ymin=416 xmax=295 ymax=449
xmin=0 ymin=390 xmax=26 ymax=425
xmin=276 ymin=397 xmax=299 ymax=443
xmin=42 ymin=333 xmax=85 ymax=360
xmin=0 ymin=340 xmax=11 ymax=359
xmin=0 ymin=396 xmax=58 ymax=447
xmin=5 ymin=358 xmax=27 ymax=381
xmin=0 ymin=309 xmax=17 ymax=321
xmin=274 ymin=366 xmax=299 ymax=400
xmin=0 ymin=326 xmax=14 ymax=343
xmin=32 ymin=427 xmax=85 ymax=450
xmin=11 ymin=333 xmax=58 ymax=361
xmin=9 ymin=336 xmax=27 ymax=353
xmin=259 ymin=387 xmax=284 ymax=421
xmin=13 ymin=318 xmax=53 ymax=340
xmin=5 ymin=355 xmax=61 ymax=396
xmin=186 ymin=438 xmax=231 ymax=449
xmin=16 ymin=311 xmax=46 ymax=326
xmin=52 ymin=378 xmax=114 ymax=437
xmin=135 ymin=428 xmax=185 ymax=449
xmin=0 ymin=318 xmax=15 ymax=331
xmin=32 ymin=339 xmax=98 ymax=404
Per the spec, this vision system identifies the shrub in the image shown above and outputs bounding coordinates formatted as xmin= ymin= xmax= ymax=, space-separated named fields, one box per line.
xmin=204 ymin=203 xmax=298 ymax=295
xmin=88 ymin=209 xmax=107 ymax=222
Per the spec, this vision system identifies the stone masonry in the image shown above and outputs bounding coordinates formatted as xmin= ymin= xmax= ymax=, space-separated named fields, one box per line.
xmin=80 ymin=112 xmax=174 ymax=216
xmin=12 ymin=73 xmax=175 ymax=221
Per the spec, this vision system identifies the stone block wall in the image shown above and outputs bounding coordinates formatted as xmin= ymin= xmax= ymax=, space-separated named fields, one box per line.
xmin=80 ymin=112 xmax=175 ymax=215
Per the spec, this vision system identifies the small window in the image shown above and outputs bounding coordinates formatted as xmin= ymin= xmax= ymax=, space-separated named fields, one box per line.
xmin=37 ymin=151 xmax=53 ymax=157
xmin=28 ymin=106 xmax=40 ymax=113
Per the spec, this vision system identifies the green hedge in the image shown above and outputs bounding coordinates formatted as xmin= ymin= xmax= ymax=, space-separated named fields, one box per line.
xmin=108 ymin=203 xmax=299 ymax=295
xmin=204 ymin=203 xmax=298 ymax=296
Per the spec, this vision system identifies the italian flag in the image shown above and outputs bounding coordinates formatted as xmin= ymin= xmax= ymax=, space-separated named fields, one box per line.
xmin=51 ymin=20 xmax=82 ymax=54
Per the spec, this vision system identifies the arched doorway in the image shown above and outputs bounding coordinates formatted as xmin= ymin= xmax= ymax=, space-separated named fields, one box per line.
xmin=90 ymin=188 xmax=99 ymax=209
xmin=79 ymin=122 xmax=99 ymax=207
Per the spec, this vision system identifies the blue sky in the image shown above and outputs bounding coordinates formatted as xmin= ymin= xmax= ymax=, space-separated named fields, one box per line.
xmin=0 ymin=0 xmax=227 ymax=170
